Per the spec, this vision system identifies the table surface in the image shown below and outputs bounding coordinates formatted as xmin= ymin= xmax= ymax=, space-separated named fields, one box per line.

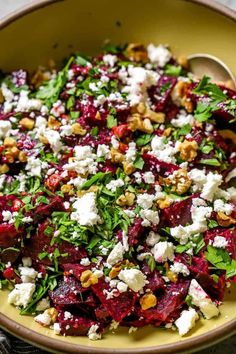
xmin=0 ymin=0 xmax=235 ymax=354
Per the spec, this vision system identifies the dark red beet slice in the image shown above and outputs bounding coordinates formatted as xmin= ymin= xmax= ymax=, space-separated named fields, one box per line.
xmin=0 ymin=224 xmax=20 ymax=248
xmin=92 ymin=280 xmax=137 ymax=322
xmin=148 ymin=75 xmax=177 ymax=112
xmin=34 ymin=196 xmax=66 ymax=220
xmin=143 ymin=153 xmax=179 ymax=177
xmin=49 ymin=276 xmax=85 ymax=306
xmin=57 ymin=310 xmax=99 ymax=336
xmin=160 ymin=195 xmax=196 ymax=228
xmin=141 ymin=281 xmax=190 ymax=322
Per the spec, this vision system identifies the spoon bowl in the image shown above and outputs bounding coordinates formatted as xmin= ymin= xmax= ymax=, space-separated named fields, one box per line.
xmin=188 ymin=53 xmax=236 ymax=90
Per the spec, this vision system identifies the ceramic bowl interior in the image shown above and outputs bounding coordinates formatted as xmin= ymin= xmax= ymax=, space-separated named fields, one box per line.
xmin=0 ymin=1 xmax=236 ymax=353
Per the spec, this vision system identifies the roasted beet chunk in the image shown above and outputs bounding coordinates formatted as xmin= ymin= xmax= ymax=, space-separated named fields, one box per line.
xmin=49 ymin=276 xmax=85 ymax=306
xmin=34 ymin=196 xmax=65 ymax=220
xmin=0 ymin=224 xmax=20 ymax=248
xmin=57 ymin=310 xmax=99 ymax=336
xmin=161 ymin=195 xmax=198 ymax=228
xmin=141 ymin=280 xmax=190 ymax=322
xmin=92 ymin=280 xmax=137 ymax=322
xmin=148 ymin=75 xmax=177 ymax=112
xmin=143 ymin=153 xmax=179 ymax=177
xmin=204 ymin=228 xmax=236 ymax=259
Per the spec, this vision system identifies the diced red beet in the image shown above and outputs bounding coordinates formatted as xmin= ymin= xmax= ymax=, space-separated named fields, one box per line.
xmin=141 ymin=281 xmax=190 ymax=322
xmin=143 ymin=153 xmax=179 ymax=177
xmin=144 ymin=270 xmax=165 ymax=292
xmin=95 ymin=305 xmax=110 ymax=321
xmin=34 ymin=196 xmax=65 ymax=219
xmin=160 ymin=195 xmax=195 ymax=228
xmin=0 ymin=224 xmax=20 ymax=248
xmin=57 ymin=310 xmax=99 ymax=336
xmin=92 ymin=280 xmax=137 ymax=322
xmin=148 ymin=75 xmax=177 ymax=112
xmin=62 ymin=263 xmax=91 ymax=279
xmin=49 ymin=276 xmax=85 ymax=306
xmin=127 ymin=218 xmax=145 ymax=246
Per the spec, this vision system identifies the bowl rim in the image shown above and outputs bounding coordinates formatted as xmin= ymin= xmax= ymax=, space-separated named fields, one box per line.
xmin=0 ymin=0 xmax=236 ymax=353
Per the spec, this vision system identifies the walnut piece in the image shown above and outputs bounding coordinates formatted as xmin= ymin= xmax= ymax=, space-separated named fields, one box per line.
xmin=178 ymin=139 xmax=198 ymax=162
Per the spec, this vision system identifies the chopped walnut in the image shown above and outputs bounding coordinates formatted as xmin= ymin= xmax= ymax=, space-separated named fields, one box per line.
xmin=3 ymin=137 xmax=17 ymax=147
xmin=45 ymin=308 xmax=58 ymax=323
xmin=111 ymin=148 xmax=124 ymax=164
xmin=80 ymin=270 xmax=98 ymax=288
xmin=163 ymin=127 xmax=172 ymax=137
xmin=140 ymin=293 xmax=157 ymax=310
xmin=0 ymin=89 xmax=4 ymax=104
xmin=216 ymin=212 xmax=236 ymax=227
xmin=177 ymin=55 xmax=189 ymax=69
xmin=171 ymin=81 xmax=193 ymax=113
xmin=71 ymin=123 xmax=86 ymax=135
xmin=178 ymin=139 xmax=198 ymax=162
xmin=116 ymin=191 xmax=135 ymax=206
xmin=161 ymin=169 xmax=191 ymax=195
xmin=122 ymin=161 xmax=136 ymax=175
xmin=48 ymin=116 xmax=61 ymax=129
xmin=18 ymin=151 xmax=28 ymax=163
xmin=20 ymin=117 xmax=35 ymax=130
xmin=156 ymin=197 xmax=173 ymax=209
xmin=0 ymin=164 xmax=9 ymax=174
xmin=166 ymin=270 xmax=178 ymax=283
xmin=61 ymin=184 xmax=74 ymax=195
xmin=126 ymin=43 xmax=148 ymax=62
xmin=131 ymin=103 xmax=165 ymax=124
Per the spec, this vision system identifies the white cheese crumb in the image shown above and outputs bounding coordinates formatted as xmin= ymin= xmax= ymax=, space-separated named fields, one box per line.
xmin=137 ymin=193 xmax=155 ymax=209
xmin=52 ymin=322 xmax=61 ymax=335
xmin=34 ymin=311 xmax=52 ymax=326
xmin=8 ymin=283 xmax=36 ymax=308
xmin=71 ymin=192 xmax=101 ymax=226
xmin=188 ymin=279 xmax=219 ymax=319
xmin=147 ymin=44 xmax=172 ymax=67
xmin=103 ymin=54 xmax=118 ymax=67
xmin=170 ymin=262 xmax=190 ymax=276
xmin=200 ymin=172 xmax=222 ymax=201
xmin=152 ymin=241 xmax=175 ymax=263
xmin=63 ymin=145 xmax=97 ymax=175
xmin=146 ymin=231 xmax=161 ymax=246
xmin=87 ymin=324 xmax=101 ymax=340
xmin=213 ymin=199 xmax=233 ymax=215
xmin=107 ymin=242 xmax=125 ymax=266
xmin=143 ymin=171 xmax=155 ymax=184
xmin=140 ymin=209 xmax=160 ymax=227
xmin=19 ymin=266 xmax=38 ymax=283
xmin=80 ymin=257 xmax=91 ymax=266
xmin=175 ymin=308 xmax=199 ymax=336
xmin=212 ymin=236 xmax=228 ymax=249
xmin=97 ymin=144 xmax=111 ymax=159
xmin=118 ymin=269 xmax=146 ymax=292
xmin=0 ymin=120 xmax=12 ymax=139
xmin=106 ymin=178 xmax=124 ymax=192
xmin=22 ymin=257 xmax=32 ymax=267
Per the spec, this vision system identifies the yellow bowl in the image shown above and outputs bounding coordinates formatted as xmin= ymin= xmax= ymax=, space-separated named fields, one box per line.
xmin=0 ymin=0 xmax=236 ymax=353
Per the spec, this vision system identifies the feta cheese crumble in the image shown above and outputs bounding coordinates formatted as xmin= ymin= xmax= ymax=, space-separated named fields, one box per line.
xmin=71 ymin=192 xmax=101 ymax=226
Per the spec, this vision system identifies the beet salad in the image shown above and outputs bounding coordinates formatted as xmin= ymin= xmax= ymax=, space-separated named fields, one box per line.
xmin=0 ymin=43 xmax=236 ymax=340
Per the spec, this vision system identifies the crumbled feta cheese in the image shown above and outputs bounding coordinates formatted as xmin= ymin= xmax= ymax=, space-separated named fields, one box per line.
xmin=137 ymin=193 xmax=155 ymax=209
xmin=111 ymin=135 xmax=120 ymax=149
xmin=35 ymin=298 xmax=50 ymax=312
xmin=170 ymin=262 xmax=190 ymax=276
xmin=71 ymin=192 xmax=101 ymax=226
xmin=200 ymin=172 xmax=222 ymax=201
xmin=125 ymin=142 xmax=137 ymax=163
xmin=151 ymin=135 xmax=177 ymax=164
xmin=188 ymin=168 xmax=207 ymax=193
xmin=8 ymin=283 xmax=36 ymax=308
xmin=0 ymin=120 xmax=12 ymax=139
xmin=60 ymin=124 xmax=73 ymax=137
xmin=143 ymin=171 xmax=155 ymax=184
xmin=103 ymin=54 xmax=118 ymax=67
xmin=106 ymin=178 xmax=124 ymax=192
xmin=188 ymin=279 xmax=219 ymax=319
xmin=19 ymin=266 xmax=38 ymax=283
xmin=171 ymin=112 xmax=195 ymax=128
xmin=147 ymin=44 xmax=172 ymax=67
xmin=44 ymin=129 xmax=62 ymax=153
xmin=25 ymin=157 xmax=43 ymax=177
xmin=122 ymin=66 xmax=159 ymax=106
xmin=133 ymin=171 xmax=142 ymax=184
xmin=80 ymin=257 xmax=91 ymax=266
xmin=64 ymin=311 xmax=73 ymax=320
xmin=16 ymin=90 xmax=42 ymax=112
xmin=152 ymin=241 xmax=174 ymax=262
xmin=117 ymin=281 xmax=128 ymax=293
xmin=87 ymin=324 xmax=101 ymax=340
xmin=213 ymin=199 xmax=233 ymax=215
xmin=146 ymin=231 xmax=161 ymax=246
xmin=128 ymin=326 xmax=138 ymax=334
xmin=175 ymin=308 xmax=199 ymax=336
xmin=50 ymin=100 xmax=65 ymax=117
xmin=226 ymin=187 xmax=236 ymax=203
xmin=63 ymin=145 xmax=97 ymax=175
xmin=118 ymin=269 xmax=146 ymax=292
xmin=68 ymin=176 xmax=86 ymax=189
xmin=225 ymin=167 xmax=236 ymax=183
xmin=140 ymin=209 xmax=160 ymax=227
xmin=107 ymin=242 xmax=125 ymax=266
xmin=34 ymin=311 xmax=51 ymax=326
xmin=97 ymin=144 xmax=111 ymax=159
xmin=124 ymin=209 xmax=136 ymax=218
xmin=52 ymin=322 xmax=61 ymax=335
xmin=212 ymin=236 xmax=228 ymax=249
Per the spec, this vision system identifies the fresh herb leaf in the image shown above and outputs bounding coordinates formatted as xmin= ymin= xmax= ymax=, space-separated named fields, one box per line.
xmin=193 ymin=76 xmax=227 ymax=101
xmin=199 ymin=158 xmax=221 ymax=166
xmin=107 ymin=115 xmax=117 ymax=128
xmin=133 ymin=156 xmax=145 ymax=169
xmin=164 ymin=64 xmax=182 ymax=77
xmin=136 ymin=133 xmax=153 ymax=147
